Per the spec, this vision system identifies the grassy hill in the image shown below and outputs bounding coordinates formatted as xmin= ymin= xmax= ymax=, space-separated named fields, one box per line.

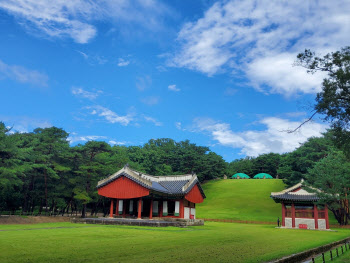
xmin=197 ymin=179 xmax=285 ymax=222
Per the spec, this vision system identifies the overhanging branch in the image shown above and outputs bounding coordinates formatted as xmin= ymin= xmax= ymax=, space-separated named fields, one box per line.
xmin=282 ymin=111 xmax=318 ymax=133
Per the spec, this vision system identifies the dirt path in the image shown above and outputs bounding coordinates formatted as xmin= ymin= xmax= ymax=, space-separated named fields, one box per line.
xmin=0 ymin=215 xmax=70 ymax=224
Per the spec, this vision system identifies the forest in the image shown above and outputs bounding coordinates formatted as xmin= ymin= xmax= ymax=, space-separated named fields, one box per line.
xmin=1 ymin=120 xmax=348 ymax=222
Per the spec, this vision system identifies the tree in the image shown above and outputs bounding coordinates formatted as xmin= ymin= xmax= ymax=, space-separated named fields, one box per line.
xmin=252 ymin=153 xmax=280 ymax=177
xmin=0 ymin=123 xmax=24 ymax=212
xmin=73 ymin=141 xmax=111 ymax=218
xmin=30 ymin=127 xmax=70 ymax=214
xmin=296 ymin=46 xmax=350 ymax=155
xmin=278 ymin=134 xmax=334 ymax=186
xmin=306 ymin=151 xmax=350 ymax=225
xmin=227 ymin=157 xmax=254 ymax=177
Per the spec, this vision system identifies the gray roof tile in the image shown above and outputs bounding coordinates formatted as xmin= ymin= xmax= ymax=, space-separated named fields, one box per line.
xmin=158 ymin=180 xmax=188 ymax=194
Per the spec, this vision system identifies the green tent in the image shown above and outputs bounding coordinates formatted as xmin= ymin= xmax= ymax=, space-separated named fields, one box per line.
xmin=231 ymin=173 xmax=250 ymax=179
xmin=253 ymin=173 xmax=273 ymax=179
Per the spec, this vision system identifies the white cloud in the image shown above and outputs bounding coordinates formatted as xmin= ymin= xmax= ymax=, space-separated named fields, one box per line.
xmin=175 ymin=121 xmax=187 ymax=131
xmin=246 ymin=53 xmax=326 ymax=95
xmin=76 ymin=50 xmax=88 ymax=60
xmin=0 ymin=0 xmax=171 ymax=44
xmin=0 ymin=115 xmax=51 ymax=133
xmin=0 ymin=0 xmax=97 ymax=44
xmin=87 ymin=105 xmax=133 ymax=126
xmin=109 ymin=140 xmax=126 ymax=145
xmin=171 ymin=0 xmax=350 ymax=95
xmin=144 ymin=116 xmax=162 ymax=126
xmin=140 ymin=96 xmax=159 ymax=106
xmin=76 ymin=51 xmax=108 ymax=65
xmin=71 ymin=87 xmax=102 ymax=100
xmin=68 ymin=133 xmax=128 ymax=145
xmin=0 ymin=59 xmax=48 ymax=87
xmin=175 ymin=122 xmax=182 ymax=130
xmin=224 ymin=88 xmax=237 ymax=96
xmin=136 ymin=75 xmax=152 ymax=91
xmin=168 ymin=84 xmax=180 ymax=92
xmin=68 ymin=135 xmax=107 ymax=144
xmin=193 ymin=116 xmax=327 ymax=156
xmin=117 ymin=58 xmax=130 ymax=67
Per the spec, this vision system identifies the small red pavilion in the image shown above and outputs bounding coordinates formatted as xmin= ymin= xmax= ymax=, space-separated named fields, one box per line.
xmin=271 ymin=180 xmax=329 ymax=230
xmin=97 ymin=165 xmax=206 ymax=219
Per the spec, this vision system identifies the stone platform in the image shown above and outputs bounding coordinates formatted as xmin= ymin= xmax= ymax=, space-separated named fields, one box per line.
xmin=71 ymin=217 xmax=204 ymax=227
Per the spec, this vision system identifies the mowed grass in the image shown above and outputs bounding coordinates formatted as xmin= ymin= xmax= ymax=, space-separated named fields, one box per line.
xmin=1 ymin=222 xmax=350 ymax=263
xmin=332 ymin=251 xmax=350 ymax=262
xmin=196 ymin=179 xmax=339 ymax=224
xmin=197 ymin=179 xmax=285 ymax=222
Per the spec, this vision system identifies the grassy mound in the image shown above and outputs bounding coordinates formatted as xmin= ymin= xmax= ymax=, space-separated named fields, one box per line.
xmin=197 ymin=179 xmax=285 ymax=222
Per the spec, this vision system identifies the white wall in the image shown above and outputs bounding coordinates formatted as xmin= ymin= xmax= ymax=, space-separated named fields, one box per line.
xmin=284 ymin=217 xmax=327 ymax=229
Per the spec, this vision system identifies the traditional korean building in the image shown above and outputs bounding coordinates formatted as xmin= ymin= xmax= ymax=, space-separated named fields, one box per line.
xmin=97 ymin=165 xmax=206 ymax=220
xmin=270 ymin=180 xmax=329 ymax=230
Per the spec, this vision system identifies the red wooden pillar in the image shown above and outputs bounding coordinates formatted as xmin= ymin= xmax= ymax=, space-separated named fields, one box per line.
xmin=291 ymin=203 xmax=296 ymax=228
xmin=122 ymin=200 xmax=126 ymax=218
xmin=281 ymin=202 xmax=285 ymax=227
xmin=179 ymin=200 xmax=184 ymax=218
xmin=314 ymin=204 xmax=319 ymax=229
xmin=109 ymin=199 xmax=114 ymax=218
xmin=149 ymin=199 xmax=153 ymax=219
xmin=116 ymin=199 xmax=119 ymax=216
xmin=325 ymin=204 xmax=329 ymax=229
xmin=137 ymin=198 xmax=142 ymax=219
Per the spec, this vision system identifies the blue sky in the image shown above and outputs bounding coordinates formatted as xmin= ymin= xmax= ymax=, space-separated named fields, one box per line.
xmin=1 ymin=0 xmax=349 ymax=161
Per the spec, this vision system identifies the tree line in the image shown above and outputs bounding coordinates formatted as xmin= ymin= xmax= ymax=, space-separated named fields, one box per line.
xmin=0 ymin=124 xmax=226 ymax=217
xmin=1 ymin=121 xmax=347 ymax=223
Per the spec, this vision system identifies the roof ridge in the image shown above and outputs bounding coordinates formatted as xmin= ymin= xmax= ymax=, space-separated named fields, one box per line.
xmin=271 ymin=181 xmax=303 ymax=196
xmin=97 ymin=166 xmax=153 ymax=188
xmin=182 ymin=175 xmax=198 ymax=192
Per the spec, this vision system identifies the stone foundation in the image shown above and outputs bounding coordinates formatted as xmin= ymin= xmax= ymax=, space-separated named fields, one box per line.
xmin=318 ymin=219 xmax=326 ymax=229
xmin=71 ymin=217 xmax=204 ymax=227
xmin=284 ymin=217 xmax=327 ymax=230
xmin=295 ymin=218 xmax=315 ymax=229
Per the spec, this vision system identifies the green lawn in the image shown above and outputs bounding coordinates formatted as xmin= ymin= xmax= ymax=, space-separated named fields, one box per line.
xmin=1 ymin=222 xmax=350 ymax=263
xmin=326 ymin=245 xmax=350 ymax=262
xmin=197 ymin=179 xmax=285 ymax=222
xmin=197 ymin=179 xmax=338 ymax=224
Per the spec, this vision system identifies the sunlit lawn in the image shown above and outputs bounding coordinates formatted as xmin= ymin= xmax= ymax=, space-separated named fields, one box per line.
xmin=1 ymin=222 xmax=350 ymax=263
xmin=197 ymin=179 xmax=286 ymax=221
xmin=197 ymin=179 xmax=338 ymax=224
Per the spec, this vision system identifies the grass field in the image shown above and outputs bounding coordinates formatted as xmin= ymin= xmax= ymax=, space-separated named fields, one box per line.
xmin=197 ymin=179 xmax=338 ymax=224
xmin=197 ymin=179 xmax=285 ymax=222
xmin=1 ymin=222 xmax=350 ymax=263
xmin=333 ymin=249 xmax=350 ymax=262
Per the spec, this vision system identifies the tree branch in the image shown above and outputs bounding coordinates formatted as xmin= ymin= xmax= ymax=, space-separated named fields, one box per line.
xmin=282 ymin=111 xmax=318 ymax=133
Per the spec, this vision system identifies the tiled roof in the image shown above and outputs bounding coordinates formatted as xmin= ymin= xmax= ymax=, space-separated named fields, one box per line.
xmin=270 ymin=193 xmax=320 ymax=202
xmin=97 ymin=165 xmax=206 ymax=198
xmin=270 ymin=180 xmax=320 ymax=202
xmin=151 ymin=181 xmax=170 ymax=193
xmin=158 ymin=180 xmax=188 ymax=194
